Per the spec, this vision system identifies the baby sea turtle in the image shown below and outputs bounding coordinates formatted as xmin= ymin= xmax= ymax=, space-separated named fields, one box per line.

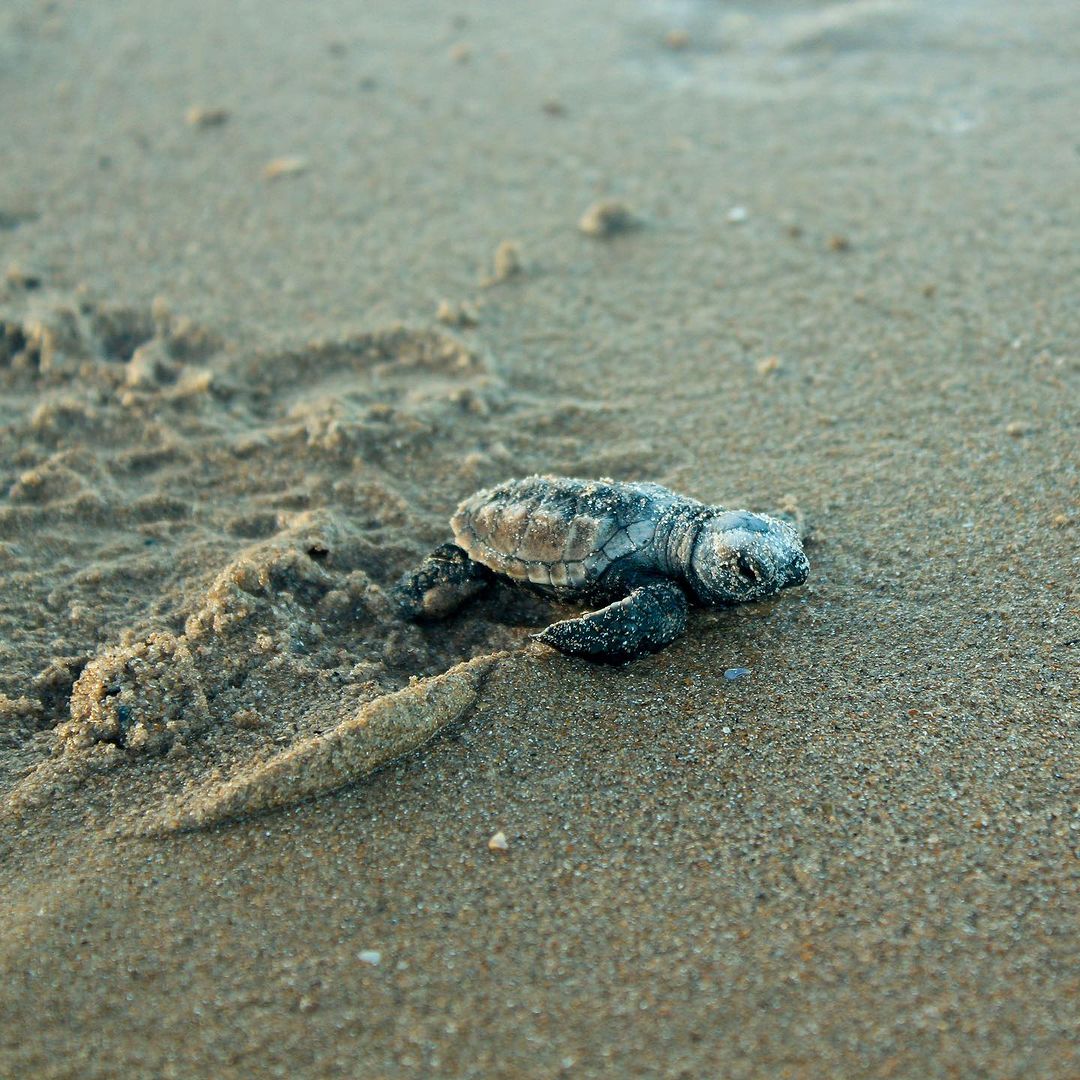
xmin=394 ymin=476 xmax=809 ymax=664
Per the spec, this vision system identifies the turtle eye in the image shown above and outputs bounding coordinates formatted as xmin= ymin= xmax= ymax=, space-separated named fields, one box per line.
xmin=735 ymin=552 xmax=761 ymax=583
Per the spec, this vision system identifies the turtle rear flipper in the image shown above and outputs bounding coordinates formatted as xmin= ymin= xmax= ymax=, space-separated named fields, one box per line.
xmin=534 ymin=578 xmax=688 ymax=664
xmin=394 ymin=543 xmax=493 ymax=621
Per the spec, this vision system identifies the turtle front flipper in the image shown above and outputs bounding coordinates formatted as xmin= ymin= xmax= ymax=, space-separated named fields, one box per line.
xmin=534 ymin=578 xmax=688 ymax=664
xmin=393 ymin=543 xmax=493 ymax=621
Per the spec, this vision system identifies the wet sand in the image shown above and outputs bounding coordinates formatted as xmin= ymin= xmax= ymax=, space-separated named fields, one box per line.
xmin=1 ymin=0 xmax=1078 ymax=1076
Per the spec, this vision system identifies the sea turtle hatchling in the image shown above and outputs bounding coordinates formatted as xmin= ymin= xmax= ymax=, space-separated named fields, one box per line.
xmin=393 ymin=476 xmax=809 ymax=664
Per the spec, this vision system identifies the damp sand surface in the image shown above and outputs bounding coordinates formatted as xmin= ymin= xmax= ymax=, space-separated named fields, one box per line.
xmin=1 ymin=1 xmax=1078 ymax=1077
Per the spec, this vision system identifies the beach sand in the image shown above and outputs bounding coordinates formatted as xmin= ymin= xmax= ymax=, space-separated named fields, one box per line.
xmin=1 ymin=0 xmax=1077 ymax=1076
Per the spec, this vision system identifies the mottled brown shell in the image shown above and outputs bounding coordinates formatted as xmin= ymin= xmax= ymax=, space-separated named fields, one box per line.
xmin=451 ymin=476 xmax=661 ymax=590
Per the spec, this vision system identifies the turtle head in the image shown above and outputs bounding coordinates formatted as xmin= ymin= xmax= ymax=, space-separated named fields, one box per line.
xmin=687 ymin=510 xmax=809 ymax=606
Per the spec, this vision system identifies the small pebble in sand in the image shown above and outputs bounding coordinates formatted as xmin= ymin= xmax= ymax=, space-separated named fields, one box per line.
xmin=724 ymin=668 xmax=751 ymax=681
xmin=125 ymin=340 xmax=178 ymax=389
xmin=449 ymin=42 xmax=472 ymax=64
xmin=263 ymin=156 xmax=308 ymax=181
xmin=488 ymin=830 xmax=509 ymax=852
xmin=756 ymin=355 xmax=781 ymax=376
xmin=484 ymin=240 xmax=522 ymax=285
xmin=436 ymin=299 xmax=480 ymax=327
xmin=828 ymin=234 xmax=852 ymax=252
xmin=664 ymin=29 xmax=691 ymax=50
xmin=357 ymin=950 xmax=382 ymax=966
xmin=1005 ymin=420 xmax=1029 ymax=438
xmin=1051 ymin=513 xmax=1070 ymax=527
xmin=232 ymin=708 xmax=261 ymax=730
xmin=726 ymin=206 xmax=749 ymax=224
xmin=578 ymin=200 xmax=639 ymax=238
xmin=185 ymin=105 xmax=229 ymax=128
xmin=541 ymin=99 xmax=566 ymax=117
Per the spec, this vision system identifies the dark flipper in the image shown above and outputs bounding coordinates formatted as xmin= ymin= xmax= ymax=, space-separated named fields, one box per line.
xmin=393 ymin=543 xmax=493 ymax=621
xmin=534 ymin=578 xmax=688 ymax=664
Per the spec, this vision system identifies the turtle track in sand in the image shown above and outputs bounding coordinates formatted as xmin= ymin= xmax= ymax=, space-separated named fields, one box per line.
xmin=0 ymin=281 xmax=663 ymax=830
